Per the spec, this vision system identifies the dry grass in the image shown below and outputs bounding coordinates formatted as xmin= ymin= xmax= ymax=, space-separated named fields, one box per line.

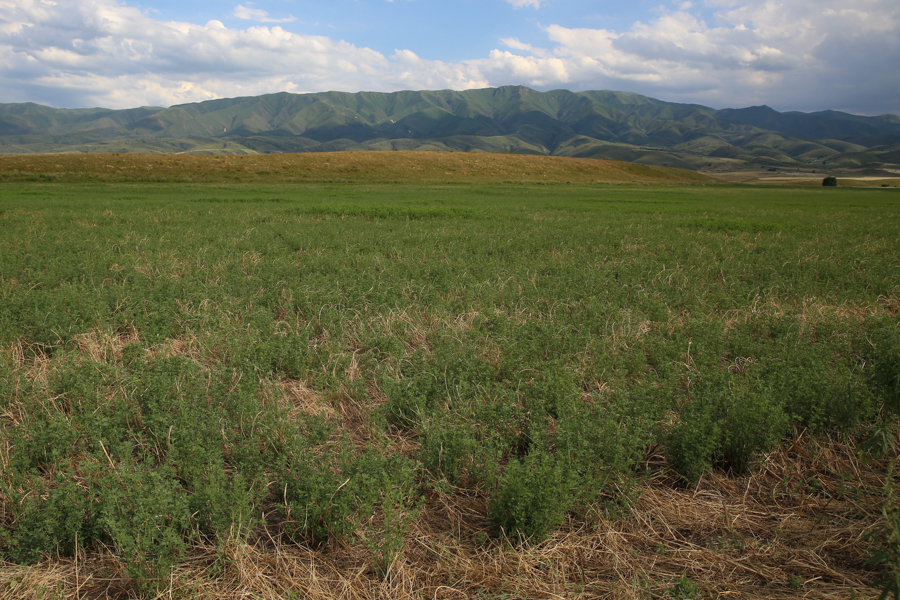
xmin=0 ymin=151 xmax=714 ymax=185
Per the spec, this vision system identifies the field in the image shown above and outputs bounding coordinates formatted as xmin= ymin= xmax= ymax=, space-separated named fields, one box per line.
xmin=0 ymin=153 xmax=899 ymax=600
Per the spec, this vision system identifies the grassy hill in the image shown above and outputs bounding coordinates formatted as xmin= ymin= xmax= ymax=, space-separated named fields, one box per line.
xmin=0 ymin=150 xmax=715 ymax=184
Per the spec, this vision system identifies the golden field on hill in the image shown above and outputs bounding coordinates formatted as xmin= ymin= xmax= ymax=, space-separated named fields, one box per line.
xmin=0 ymin=151 xmax=715 ymax=184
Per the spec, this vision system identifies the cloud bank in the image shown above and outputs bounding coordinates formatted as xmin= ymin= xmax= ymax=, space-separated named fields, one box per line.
xmin=0 ymin=0 xmax=897 ymax=114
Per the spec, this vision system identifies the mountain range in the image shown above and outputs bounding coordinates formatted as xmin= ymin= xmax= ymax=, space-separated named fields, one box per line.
xmin=2 ymin=86 xmax=899 ymax=173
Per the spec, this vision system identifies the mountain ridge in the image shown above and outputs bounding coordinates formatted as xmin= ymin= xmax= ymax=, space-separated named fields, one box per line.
xmin=2 ymin=86 xmax=898 ymax=172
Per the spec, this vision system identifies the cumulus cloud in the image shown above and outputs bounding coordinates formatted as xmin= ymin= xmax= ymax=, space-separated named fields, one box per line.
xmin=476 ymin=0 xmax=900 ymax=113
xmin=0 ymin=0 xmax=897 ymax=114
xmin=0 ymin=0 xmax=393 ymax=107
xmin=390 ymin=49 xmax=489 ymax=90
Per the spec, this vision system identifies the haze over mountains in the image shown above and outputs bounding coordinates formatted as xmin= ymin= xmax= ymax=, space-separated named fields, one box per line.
xmin=2 ymin=86 xmax=899 ymax=173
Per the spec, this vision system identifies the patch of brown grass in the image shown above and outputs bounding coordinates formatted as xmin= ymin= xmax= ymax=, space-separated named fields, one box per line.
xmin=715 ymin=292 xmax=900 ymax=333
xmin=73 ymin=327 xmax=140 ymax=364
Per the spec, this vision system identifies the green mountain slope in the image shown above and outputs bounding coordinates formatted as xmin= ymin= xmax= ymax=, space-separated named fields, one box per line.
xmin=2 ymin=86 xmax=898 ymax=172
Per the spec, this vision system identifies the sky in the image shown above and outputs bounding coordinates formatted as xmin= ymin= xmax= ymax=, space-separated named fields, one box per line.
xmin=1 ymin=0 xmax=898 ymax=115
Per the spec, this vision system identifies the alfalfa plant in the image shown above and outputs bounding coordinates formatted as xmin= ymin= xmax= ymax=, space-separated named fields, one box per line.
xmin=0 ymin=471 xmax=107 ymax=564
xmin=665 ymin=391 xmax=721 ymax=485
xmin=554 ymin=384 xmax=659 ymax=512
xmin=419 ymin=413 xmax=503 ymax=489
xmin=487 ymin=450 xmax=573 ymax=543
xmin=278 ymin=445 xmax=417 ymax=549
xmin=363 ymin=464 xmax=421 ymax=580
xmin=767 ymin=342 xmax=875 ymax=433
xmin=669 ymin=574 xmax=700 ymax=599
xmin=101 ymin=464 xmax=191 ymax=597
xmin=666 ymin=372 xmax=788 ymax=484
xmin=872 ymin=325 xmax=900 ymax=414
xmin=866 ymin=465 xmax=900 ymax=600
xmin=278 ymin=447 xmax=363 ymax=547
xmin=381 ymin=370 xmax=443 ymax=429
xmin=191 ymin=465 xmax=264 ymax=544
xmin=858 ymin=325 xmax=900 ymax=459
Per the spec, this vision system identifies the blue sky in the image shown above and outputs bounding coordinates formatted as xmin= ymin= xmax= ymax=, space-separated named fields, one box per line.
xmin=1 ymin=0 xmax=898 ymax=115
xmin=153 ymin=0 xmax=666 ymax=62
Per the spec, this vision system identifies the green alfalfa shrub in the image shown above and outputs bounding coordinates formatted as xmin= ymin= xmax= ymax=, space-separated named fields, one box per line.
xmin=521 ymin=362 xmax=579 ymax=420
xmin=0 ymin=469 xmax=107 ymax=564
xmin=665 ymin=390 xmax=722 ymax=486
xmin=8 ymin=410 xmax=80 ymax=473
xmin=555 ymin=383 xmax=661 ymax=508
xmin=419 ymin=413 xmax=503 ymax=488
xmin=866 ymin=464 xmax=900 ymax=600
xmin=223 ymin=328 xmax=313 ymax=380
xmin=126 ymin=355 xmax=312 ymax=548
xmin=46 ymin=356 xmax=113 ymax=411
xmin=470 ymin=391 xmax=533 ymax=459
xmin=0 ymin=352 xmax=20 ymax=410
xmin=278 ymin=445 xmax=409 ymax=547
xmin=487 ymin=450 xmax=574 ymax=543
xmin=859 ymin=325 xmax=900 ymax=459
xmin=871 ymin=325 xmax=900 ymax=413
xmin=362 ymin=459 xmax=421 ymax=580
xmin=381 ymin=371 xmax=444 ymax=429
xmin=100 ymin=463 xmax=191 ymax=597
xmin=768 ymin=344 xmax=875 ymax=433
xmin=8 ymin=356 xmax=122 ymax=475
xmin=419 ymin=415 xmax=480 ymax=485
xmin=666 ymin=372 xmax=788 ymax=484
xmin=190 ymin=463 xmax=266 ymax=543
xmin=276 ymin=450 xmax=348 ymax=546
xmin=719 ymin=380 xmax=789 ymax=473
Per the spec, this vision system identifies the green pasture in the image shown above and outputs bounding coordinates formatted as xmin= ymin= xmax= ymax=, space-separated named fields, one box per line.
xmin=1 ymin=182 xmax=898 ymax=592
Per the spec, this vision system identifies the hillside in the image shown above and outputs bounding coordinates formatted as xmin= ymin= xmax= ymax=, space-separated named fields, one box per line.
xmin=0 ymin=150 xmax=714 ymax=184
xmin=1 ymin=86 xmax=899 ymax=173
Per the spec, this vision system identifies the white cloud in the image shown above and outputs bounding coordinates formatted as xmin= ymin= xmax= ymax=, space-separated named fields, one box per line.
xmin=0 ymin=0 xmax=392 ymax=107
xmin=390 ymin=50 xmax=489 ymax=90
xmin=500 ymin=37 xmax=550 ymax=58
xmin=233 ymin=4 xmax=296 ymax=24
xmin=0 ymin=0 xmax=897 ymax=114
xmin=474 ymin=0 xmax=900 ymax=113
xmin=505 ymin=0 xmax=542 ymax=9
